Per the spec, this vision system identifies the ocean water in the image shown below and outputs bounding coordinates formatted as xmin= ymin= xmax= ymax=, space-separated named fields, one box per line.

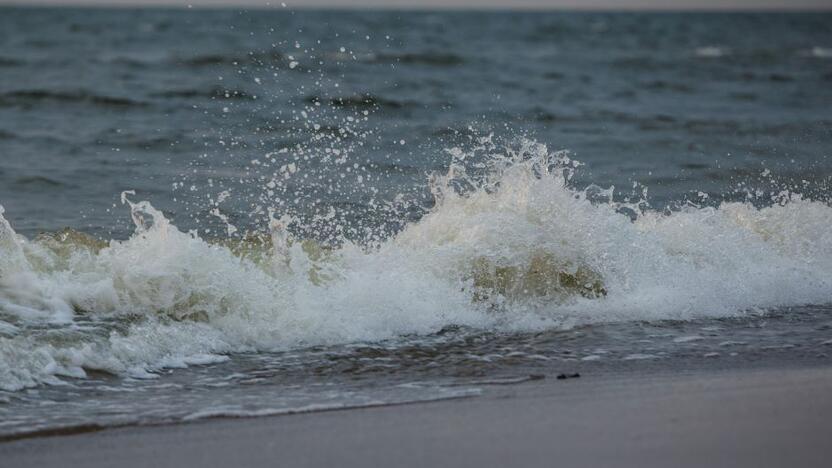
xmin=1 ymin=8 xmax=832 ymax=438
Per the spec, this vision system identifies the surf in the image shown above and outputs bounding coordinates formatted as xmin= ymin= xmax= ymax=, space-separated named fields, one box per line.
xmin=1 ymin=138 xmax=831 ymax=391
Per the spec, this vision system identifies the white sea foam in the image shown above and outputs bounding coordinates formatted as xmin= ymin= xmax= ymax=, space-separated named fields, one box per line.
xmin=695 ymin=46 xmax=728 ymax=58
xmin=1 ymin=140 xmax=831 ymax=391
xmin=809 ymin=47 xmax=832 ymax=58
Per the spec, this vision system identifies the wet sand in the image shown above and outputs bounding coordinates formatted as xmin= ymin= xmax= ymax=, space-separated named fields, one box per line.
xmin=2 ymin=365 xmax=831 ymax=468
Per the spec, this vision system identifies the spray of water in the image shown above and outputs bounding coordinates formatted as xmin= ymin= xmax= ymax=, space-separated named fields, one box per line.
xmin=1 ymin=138 xmax=831 ymax=391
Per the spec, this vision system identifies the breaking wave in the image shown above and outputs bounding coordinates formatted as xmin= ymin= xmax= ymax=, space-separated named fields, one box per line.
xmin=2 ymin=139 xmax=831 ymax=391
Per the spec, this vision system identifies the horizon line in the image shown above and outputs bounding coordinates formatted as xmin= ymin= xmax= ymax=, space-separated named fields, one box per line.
xmin=1 ymin=2 xmax=831 ymax=12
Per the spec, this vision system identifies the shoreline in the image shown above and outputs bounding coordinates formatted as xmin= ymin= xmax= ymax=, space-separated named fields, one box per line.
xmin=2 ymin=363 xmax=831 ymax=467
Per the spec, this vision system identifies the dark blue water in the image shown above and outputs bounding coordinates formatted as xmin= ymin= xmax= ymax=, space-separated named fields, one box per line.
xmin=1 ymin=9 xmax=830 ymax=237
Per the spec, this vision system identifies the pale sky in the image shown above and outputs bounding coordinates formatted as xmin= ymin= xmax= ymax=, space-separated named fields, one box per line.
xmin=2 ymin=0 xmax=831 ymax=10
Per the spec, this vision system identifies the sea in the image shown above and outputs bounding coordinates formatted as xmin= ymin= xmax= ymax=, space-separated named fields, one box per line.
xmin=1 ymin=7 xmax=831 ymax=439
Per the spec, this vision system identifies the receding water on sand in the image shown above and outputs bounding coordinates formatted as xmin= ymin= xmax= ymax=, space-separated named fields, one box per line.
xmin=2 ymin=306 xmax=831 ymax=440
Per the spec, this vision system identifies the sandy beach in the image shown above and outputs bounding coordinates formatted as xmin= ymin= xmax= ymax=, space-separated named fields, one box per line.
xmin=2 ymin=364 xmax=830 ymax=468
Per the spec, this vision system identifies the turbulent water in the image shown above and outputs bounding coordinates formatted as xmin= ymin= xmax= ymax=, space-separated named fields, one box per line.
xmin=1 ymin=8 xmax=832 ymax=438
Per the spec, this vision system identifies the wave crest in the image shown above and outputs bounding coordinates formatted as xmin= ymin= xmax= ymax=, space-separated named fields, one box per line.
xmin=2 ymin=139 xmax=831 ymax=391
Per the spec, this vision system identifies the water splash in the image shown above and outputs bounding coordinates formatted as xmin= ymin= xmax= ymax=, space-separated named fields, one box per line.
xmin=1 ymin=139 xmax=831 ymax=391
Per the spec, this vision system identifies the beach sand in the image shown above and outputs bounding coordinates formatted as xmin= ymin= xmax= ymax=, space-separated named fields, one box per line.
xmin=2 ymin=364 xmax=830 ymax=467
